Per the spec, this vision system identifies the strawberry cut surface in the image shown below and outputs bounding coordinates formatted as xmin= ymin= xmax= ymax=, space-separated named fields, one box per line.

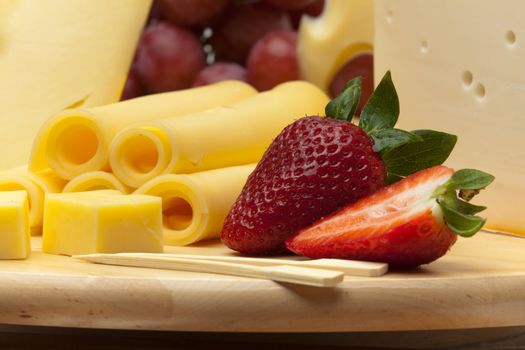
xmin=286 ymin=166 xmax=457 ymax=267
xmin=221 ymin=116 xmax=386 ymax=255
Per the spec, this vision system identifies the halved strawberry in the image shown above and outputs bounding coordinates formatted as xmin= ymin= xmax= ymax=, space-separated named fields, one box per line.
xmin=286 ymin=166 xmax=494 ymax=267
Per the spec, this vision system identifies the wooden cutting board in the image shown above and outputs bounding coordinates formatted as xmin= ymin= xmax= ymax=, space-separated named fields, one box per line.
xmin=0 ymin=232 xmax=523 ymax=332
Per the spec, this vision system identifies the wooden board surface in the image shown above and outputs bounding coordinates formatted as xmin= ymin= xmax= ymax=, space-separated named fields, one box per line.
xmin=0 ymin=232 xmax=523 ymax=332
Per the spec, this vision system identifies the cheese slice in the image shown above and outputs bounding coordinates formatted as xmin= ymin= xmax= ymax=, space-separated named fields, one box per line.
xmin=298 ymin=0 xmax=374 ymax=91
xmin=110 ymin=81 xmax=329 ymax=188
xmin=0 ymin=191 xmax=30 ymax=259
xmin=375 ymin=0 xmax=525 ymax=235
xmin=42 ymin=191 xmax=163 ymax=256
xmin=30 ymin=81 xmax=257 ymax=180
xmin=0 ymin=0 xmax=151 ymax=170
xmin=0 ymin=166 xmax=67 ymax=233
xmin=63 ymin=171 xmax=131 ymax=194
xmin=135 ymin=164 xmax=255 ymax=246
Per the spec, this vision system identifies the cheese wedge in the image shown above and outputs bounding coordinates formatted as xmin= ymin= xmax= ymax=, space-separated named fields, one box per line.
xmin=374 ymin=0 xmax=525 ymax=235
xmin=135 ymin=164 xmax=255 ymax=246
xmin=30 ymin=81 xmax=257 ymax=180
xmin=63 ymin=171 xmax=131 ymax=194
xmin=0 ymin=167 xmax=67 ymax=234
xmin=42 ymin=191 xmax=163 ymax=256
xmin=0 ymin=0 xmax=151 ymax=170
xmin=298 ymin=0 xmax=374 ymax=91
xmin=0 ymin=191 xmax=31 ymax=259
xmin=110 ymin=81 xmax=329 ymax=188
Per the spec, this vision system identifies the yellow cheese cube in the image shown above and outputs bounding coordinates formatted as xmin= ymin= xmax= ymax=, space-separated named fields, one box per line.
xmin=0 ymin=191 xmax=30 ymax=259
xmin=42 ymin=191 xmax=163 ymax=256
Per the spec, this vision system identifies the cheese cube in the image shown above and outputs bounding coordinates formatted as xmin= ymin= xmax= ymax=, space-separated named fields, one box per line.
xmin=42 ymin=191 xmax=163 ymax=256
xmin=0 ymin=191 xmax=30 ymax=259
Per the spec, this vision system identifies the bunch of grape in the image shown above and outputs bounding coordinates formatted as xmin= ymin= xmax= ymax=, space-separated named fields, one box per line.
xmin=122 ymin=0 xmax=324 ymax=100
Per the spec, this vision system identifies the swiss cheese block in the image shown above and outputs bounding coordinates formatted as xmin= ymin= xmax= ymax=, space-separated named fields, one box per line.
xmin=42 ymin=191 xmax=163 ymax=256
xmin=375 ymin=0 xmax=525 ymax=234
xmin=0 ymin=191 xmax=30 ymax=259
xmin=298 ymin=0 xmax=373 ymax=91
xmin=135 ymin=164 xmax=256 ymax=246
xmin=0 ymin=0 xmax=151 ymax=170
xmin=110 ymin=81 xmax=329 ymax=188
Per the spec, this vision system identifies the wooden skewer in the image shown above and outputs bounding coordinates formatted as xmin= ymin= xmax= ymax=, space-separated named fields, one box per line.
xmin=73 ymin=254 xmax=344 ymax=288
xmin=110 ymin=253 xmax=388 ymax=277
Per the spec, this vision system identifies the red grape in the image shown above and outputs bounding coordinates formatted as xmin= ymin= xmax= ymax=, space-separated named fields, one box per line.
xmin=192 ymin=62 xmax=248 ymax=87
xmin=147 ymin=0 xmax=164 ymax=24
xmin=121 ymin=70 xmax=144 ymax=100
xmin=210 ymin=3 xmax=292 ymax=64
xmin=246 ymin=30 xmax=299 ymax=91
xmin=134 ymin=21 xmax=206 ymax=93
xmin=158 ymin=0 xmax=230 ymax=28
xmin=288 ymin=0 xmax=324 ymax=28
xmin=329 ymin=53 xmax=374 ymax=115
xmin=262 ymin=0 xmax=317 ymax=11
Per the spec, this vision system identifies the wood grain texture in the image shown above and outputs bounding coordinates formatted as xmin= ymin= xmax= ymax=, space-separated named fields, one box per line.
xmin=0 ymin=231 xmax=523 ymax=332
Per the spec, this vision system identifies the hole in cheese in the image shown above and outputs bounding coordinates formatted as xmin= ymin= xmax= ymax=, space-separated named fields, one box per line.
xmin=121 ymin=134 xmax=159 ymax=175
xmin=506 ymin=30 xmax=517 ymax=46
xmin=162 ymin=194 xmax=193 ymax=231
xmin=462 ymin=71 xmax=473 ymax=87
xmin=420 ymin=40 xmax=429 ymax=53
xmin=474 ymin=83 xmax=486 ymax=100
xmin=57 ymin=124 xmax=98 ymax=166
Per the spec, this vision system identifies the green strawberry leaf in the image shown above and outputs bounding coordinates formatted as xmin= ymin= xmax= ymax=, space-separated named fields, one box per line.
xmin=437 ymin=189 xmax=487 ymax=215
xmin=359 ymin=71 xmax=399 ymax=134
xmin=371 ymin=128 xmax=423 ymax=155
xmin=382 ymin=129 xmax=457 ymax=180
xmin=325 ymin=77 xmax=362 ymax=122
xmin=450 ymin=169 xmax=495 ymax=190
xmin=439 ymin=199 xmax=486 ymax=237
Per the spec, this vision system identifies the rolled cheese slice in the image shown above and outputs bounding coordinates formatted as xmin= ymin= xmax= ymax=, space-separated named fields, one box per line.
xmin=63 ymin=171 xmax=131 ymax=194
xmin=135 ymin=164 xmax=255 ymax=246
xmin=0 ymin=0 xmax=151 ymax=170
xmin=0 ymin=167 xmax=67 ymax=233
xmin=30 ymin=81 xmax=257 ymax=179
xmin=110 ymin=81 xmax=329 ymax=188
xmin=298 ymin=0 xmax=373 ymax=91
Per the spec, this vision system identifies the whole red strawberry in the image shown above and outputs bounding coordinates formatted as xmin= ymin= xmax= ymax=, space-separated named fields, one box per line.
xmin=221 ymin=72 xmax=457 ymax=255
xmin=286 ymin=166 xmax=494 ymax=267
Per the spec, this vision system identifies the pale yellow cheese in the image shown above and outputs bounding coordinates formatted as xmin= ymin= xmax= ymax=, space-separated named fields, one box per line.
xmin=110 ymin=81 xmax=329 ymax=188
xmin=0 ymin=191 xmax=30 ymax=259
xmin=298 ymin=0 xmax=374 ymax=91
xmin=0 ymin=166 xmax=67 ymax=233
xmin=135 ymin=164 xmax=255 ymax=246
xmin=375 ymin=0 xmax=525 ymax=235
xmin=63 ymin=171 xmax=131 ymax=194
xmin=30 ymin=81 xmax=257 ymax=180
xmin=0 ymin=0 xmax=151 ymax=170
xmin=42 ymin=191 xmax=163 ymax=256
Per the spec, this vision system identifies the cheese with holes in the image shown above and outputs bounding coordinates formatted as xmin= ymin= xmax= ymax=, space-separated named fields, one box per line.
xmin=0 ymin=191 xmax=30 ymax=259
xmin=110 ymin=81 xmax=329 ymax=188
xmin=298 ymin=0 xmax=373 ymax=91
xmin=375 ymin=0 xmax=525 ymax=235
xmin=0 ymin=0 xmax=151 ymax=170
xmin=30 ymin=81 xmax=256 ymax=180
xmin=42 ymin=191 xmax=163 ymax=256
xmin=135 ymin=164 xmax=256 ymax=246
